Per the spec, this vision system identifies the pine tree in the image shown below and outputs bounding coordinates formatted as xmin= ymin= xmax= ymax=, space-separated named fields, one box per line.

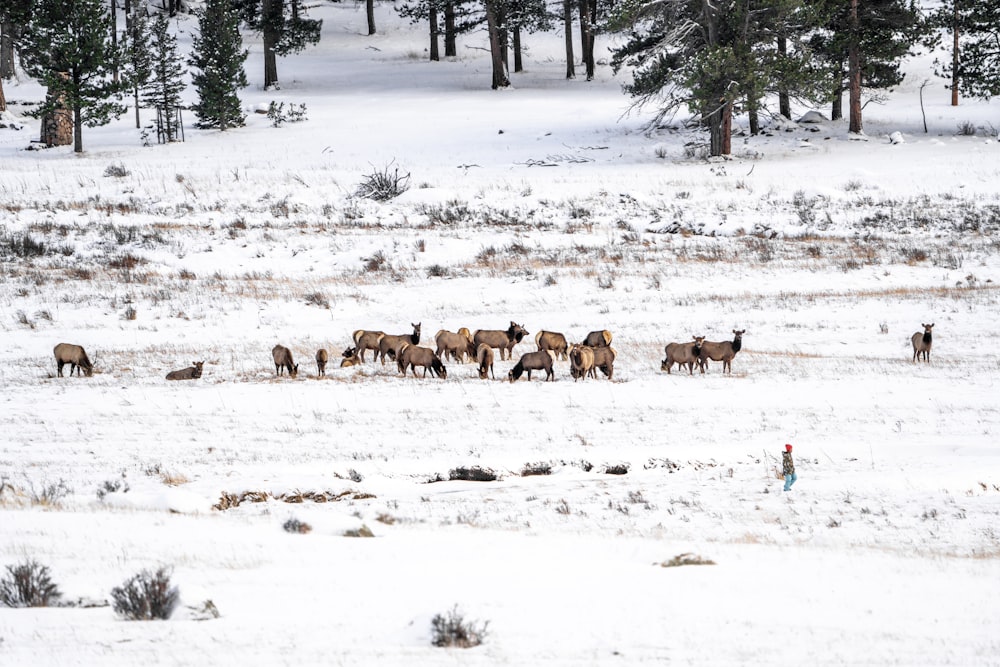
xmin=189 ymin=0 xmax=248 ymax=130
xmin=234 ymin=0 xmax=321 ymax=89
xmin=610 ymin=0 xmax=831 ymax=156
xmin=809 ymin=0 xmax=923 ymax=131
xmin=21 ymin=0 xmax=128 ymax=152
xmin=126 ymin=3 xmax=154 ymax=129
xmin=926 ymin=0 xmax=1000 ymax=104
xmin=142 ymin=12 xmax=186 ymax=141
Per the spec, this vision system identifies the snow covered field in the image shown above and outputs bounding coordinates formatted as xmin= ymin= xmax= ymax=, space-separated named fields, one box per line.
xmin=1 ymin=4 xmax=999 ymax=665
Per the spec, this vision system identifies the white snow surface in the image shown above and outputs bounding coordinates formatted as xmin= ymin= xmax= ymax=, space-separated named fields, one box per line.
xmin=1 ymin=5 xmax=999 ymax=666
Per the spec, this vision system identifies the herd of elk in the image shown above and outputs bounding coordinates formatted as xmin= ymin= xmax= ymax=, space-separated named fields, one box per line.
xmin=50 ymin=322 xmax=939 ymax=383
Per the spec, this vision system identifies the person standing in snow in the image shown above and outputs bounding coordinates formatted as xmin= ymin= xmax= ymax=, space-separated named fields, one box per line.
xmin=782 ymin=444 xmax=797 ymax=491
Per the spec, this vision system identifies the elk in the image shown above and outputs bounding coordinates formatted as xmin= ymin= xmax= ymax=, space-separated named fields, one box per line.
xmin=583 ymin=329 xmax=613 ymax=348
xmin=591 ymin=346 xmax=617 ymax=380
xmin=476 ymin=343 xmax=495 ymax=379
xmin=166 ymin=361 xmax=204 ymax=380
xmin=698 ymin=330 xmax=745 ymax=374
xmin=435 ymin=329 xmax=476 ymax=363
xmin=272 ymin=345 xmax=299 ymax=377
xmin=535 ymin=330 xmax=569 ymax=361
xmin=569 ymin=344 xmax=595 ymax=381
xmin=378 ymin=323 xmax=421 ymax=364
xmin=315 ymin=349 xmax=329 ymax=376
xmin=508 ymin=350 xmax=555 ymax=382
xmin=351 ymin=329 xmax=384 ymax=363
xmin=474 ymin=321 xmax=529 ymax=360
xmin=53 ymin=343 xmax=93 ymax=377
xmin=340 ymin=346 xmax=361 ymax=368
xmin=912 ymin=323 xmax=934 ymax=362
xmin=396 ymin=343 xmax=447 ymax=378
xmin=661 ymin=336 xmax=705 ymax=375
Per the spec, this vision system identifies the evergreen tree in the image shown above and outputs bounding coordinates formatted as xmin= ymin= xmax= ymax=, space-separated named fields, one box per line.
xmin=142 ymin=11 xmax=186 ymax=141
xmin=809 ymin=0 xmax=923 ymax=131
xmin=21 ymin=0 xmax=128 ymax=152
xmin=189 ymin=0 xmax=248 ymax=130
xmin=234 ymin=0 xmax=321 ymax=88
xmin=126 ymin=3 xmax=154 ymax=129
xmin=925 ymin=0 xmax=1000 ymax=104
xmin=610 ymin=0 xmax=830 ymax=156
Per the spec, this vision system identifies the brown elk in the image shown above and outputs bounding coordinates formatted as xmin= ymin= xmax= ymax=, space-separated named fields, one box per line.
xmin=396 ymin=343 xmax=447 ymax=378
xmin=53 ymin=343 xmax=93 ymax=377
xmin=378 ymin=323 xmax=421 ymax=364
xmin=315 ymin=349 xmax=329 ymax=376
xmin=166 ymin=362 xmax=204 ymax=380
xmin=476 ymin=343 xmax=495 ymax=379
xmin=569 ymin=344 xmax=595 ymax=381
xmin=591 ymin=346 xmax=617 ymax=379
xmin=474 ymin=322 xmax=529 ymax=360
xmin=351 ymin=329 xmax=384 ymax=363
xmin=698 ymin=330 xmax=745 ymax=374
xmin=661 ymin=336 xmax=705 ymax=375
xmin=508 ymin=350 xmax=554 ymax=382
xmin=535 ymin=330 xmax=569 ymax=360
xmin=435 ymin=329 xmax=476 ymax=363
xmin=911 ymin=323 xmax=934 ymax=362
xmin=340 ymin=346 xmax=361 ymax=367
xmin=272 ymin=345 xmax=299 ymax=377
xmin=583 ymin=330 xmax=613 ymax=348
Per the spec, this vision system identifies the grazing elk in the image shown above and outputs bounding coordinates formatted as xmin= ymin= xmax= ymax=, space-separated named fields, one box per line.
xmin=912 ymin=323 xmax=934 ymax=363
xmin=435 ymin=329 xmax=476 ymax=363
xmin=351 ymin=329 xmax=384 ymax=363
xmin=476 ymin=343 xmax=495 ymax=379
xmin=569 ymin=344 xmax=595 ymax=381
xmin=397 ymin=343 xmax=447 ymax=378
xmin=698 ymin=330 xmax=745 ymax=374
xmin=474 ymin=321 xmax=529 ymax=360
xmin=583 ymin=329 xmax=613 ymax=348
xmin=53 ymin=343 xmax=93 ymax=377
xmin=315 ymin=349 xmax=329 ymax=376
xmin=661 ymin=336 xmax=705 ymax=375
xmin=166 ymin=361 xmax=204 ymax=380
xmin=340 ymin=346 xmax=361 ymax=368
xmin=378 ymin=322 xmax=422 ymax=365
xmin=272 ymin=344 xmax=299 ymax=377
xmin=508 ymin=350 xmax=555 ymax=382
xmin=591 ymin=346 xmax=617 ymax=380
xmin=535 ymin=330 xmax=569 ymax=361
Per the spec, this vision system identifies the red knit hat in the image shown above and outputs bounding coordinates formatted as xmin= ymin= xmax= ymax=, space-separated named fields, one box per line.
xmin=785 ymin=444 xmax=793 ymax=451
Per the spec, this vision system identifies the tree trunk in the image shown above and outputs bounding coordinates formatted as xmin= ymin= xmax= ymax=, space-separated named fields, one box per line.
xmin=1 ymin=22 xmax=17 ymax=80
xmin=748 ymin=98 xmax=759 ymax=136
xmin=721 ymin=101 xmax=732 ymax=155
xmin=512 ymin=27 xmax=522 ymax=73
xmin=429 ymin=5 xmax=439 ymax=61
xmin=366 ymin=0 xmax=376 ymax=36
xmin=41 ymin=76 xmax=74 ymax=147
xmin=951 ymin=5 xmax=959 ymax=106
xmin=777 ymin=35 xmax=790 ymax=119
xmin=444 ymin=3 xmax=456 ymax=57
xmin=112 ymin=0 xmax=119 ymax=83
xmin=263 ymin=0 xmax=278 ymax=88
xmin=578 ymin=0 xmax=594 ymax=80
xmin=848 ymin=0 xmax=863 ymax=134
xmin=831 ymin=85 xmax=843 ymax=120
xmin=484 ymin=0 xmax=509 ymax=89
xmin=0 ymin=79 xmax=6 ymax=112
xmin=563 ymin=0 xmax=575 ymax=79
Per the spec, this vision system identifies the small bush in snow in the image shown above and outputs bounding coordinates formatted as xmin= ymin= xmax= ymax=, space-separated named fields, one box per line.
xmin=28 ymin=478 xmax=71 ymax=507
xmin=96 ymin=475 xmax=130 ymax=501
xmin=103 ymin=163 xmax=130 ymax=178
xmin=356 ymin=162 xmax=411 ymax=201
xmin=659 ymin=553 xmax=715 ymax=568
xmin=304 ymin=291 xmax=330 ymax=308
xmin=956 ymin=120 xmax=977 ymax=136
xmin=266 ymin=101 xmax=308 ymax=127
xmin=521 ymin=462 xmax=552 ymax=476
xmin=111 ymin=567 xmax=179 ymax=620
xmin=449 ymin=467 xmax=497 ymax=482
xmin=283 ymin=518 xmax=312 ymax=534
xmin=431 ymin=605 xmax=488 ymax=648
xmin=0 ymin=559 xmax=62 ymax=607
